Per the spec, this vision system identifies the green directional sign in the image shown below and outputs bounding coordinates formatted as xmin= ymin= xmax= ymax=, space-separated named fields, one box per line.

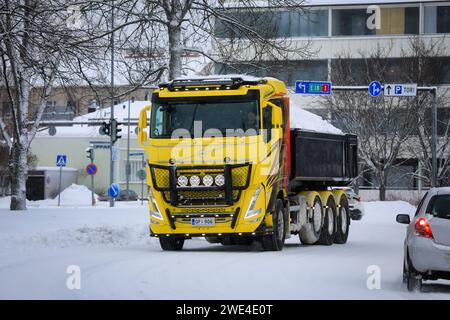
xmin=136 ymin=169 xmax=147 ymax=181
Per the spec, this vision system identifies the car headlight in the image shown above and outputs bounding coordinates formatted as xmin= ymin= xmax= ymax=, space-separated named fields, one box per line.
xmin=245 ymin=187 xmax=263 ymax=219
xmin=215 ymin=174 xmax=225 ymax=187
xmin=177 ymin=175 xmax=188 ymax=187
xmin=190 ymin=175 xmax=201 ymax=187
xmin=203 ymin=175 xmax=214 ymax=187
xmin=148 ymin=188 xmax=163 ymax=220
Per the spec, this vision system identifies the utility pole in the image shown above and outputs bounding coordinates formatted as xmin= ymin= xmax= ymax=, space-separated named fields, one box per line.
xmin=431 ymin=87 xmax=438 ymax=188
xmin=109 ymin=0 xmax=115 ymax=207
xmin=126 ymin=91 xmax=132 ymax=195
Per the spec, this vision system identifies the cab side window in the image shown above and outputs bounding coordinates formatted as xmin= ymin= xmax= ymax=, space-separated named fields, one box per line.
xmin=263 ymin=105 xmax=272 ymax=143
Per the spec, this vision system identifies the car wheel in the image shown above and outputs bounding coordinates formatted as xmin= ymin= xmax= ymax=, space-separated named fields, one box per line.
xmin=406 ymin=254 xmax=422 ymax=292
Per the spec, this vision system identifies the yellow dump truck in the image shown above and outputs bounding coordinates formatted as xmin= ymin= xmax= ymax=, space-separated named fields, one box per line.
xmin=138 ymin=77 xmax=357 ymax=251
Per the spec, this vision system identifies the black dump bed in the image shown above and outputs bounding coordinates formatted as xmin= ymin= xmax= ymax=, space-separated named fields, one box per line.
xmin=289 ymin=129 xmax=358 ymax=190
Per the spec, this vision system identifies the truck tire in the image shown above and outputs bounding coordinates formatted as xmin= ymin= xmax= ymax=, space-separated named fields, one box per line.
xmin=318 ymin=197 xmax=336 ymax=246
xmin=159 ymin=237 xmax=185 ymax=251
xmin=262 ymin=199 xmax=286 ymax=251
xmin=334 ymin=196 xmax=350 ymax=244
xmin=205 ymin=236 xmax=221 ymax=244
xmin=299 ymin=196 xmax=323 ymax=245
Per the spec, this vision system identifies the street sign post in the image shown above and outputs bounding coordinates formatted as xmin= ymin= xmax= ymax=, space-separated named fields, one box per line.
xmin=368 ymin=81 xmax=382 ymax=97
xmin=295 ymin=81 xmax=332 ymax=95
xmin=86 ymin=163 xmax=98 ymax=206
xmin=56 ymin=155 xmax=67 ymax=207
xmin=384 ymin=83 xmax=417 ymax=97
xmin=136 ymin=169 xmax=147 ymax=205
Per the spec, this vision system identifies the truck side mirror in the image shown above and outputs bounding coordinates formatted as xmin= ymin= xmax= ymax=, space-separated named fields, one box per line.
xmin=396 ymin=214 xmax=411 ymax=225
xmin=138 ymin=105 xmax=151 ymax=146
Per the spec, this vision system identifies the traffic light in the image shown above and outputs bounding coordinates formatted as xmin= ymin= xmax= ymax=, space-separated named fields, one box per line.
xmin=99 ymin=121 xmax=110 ymax=136
xmin=86 ymin=147 xmax=94 ymax=161
xmin=111 ymin=119 xmax=122 ymax=143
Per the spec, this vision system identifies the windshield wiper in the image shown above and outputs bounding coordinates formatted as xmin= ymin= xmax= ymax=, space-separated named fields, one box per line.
xmin=188 ymin=103 xmax=200 ymax=138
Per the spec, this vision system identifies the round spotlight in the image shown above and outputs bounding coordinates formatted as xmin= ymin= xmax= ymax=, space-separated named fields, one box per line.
xmin=177 ymin=175 xmax=188 ymax=187
xmin=190 ymin=175 xmax=201 ymax=187
xmin=215 ymin=174 xmax=225 ymax=187
xmin=203 ymin=175 xmax=214 ymax=187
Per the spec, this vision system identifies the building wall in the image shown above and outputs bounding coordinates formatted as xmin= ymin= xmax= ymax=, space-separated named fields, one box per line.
xmin=29 ymin=135 xmax=148 ymax=198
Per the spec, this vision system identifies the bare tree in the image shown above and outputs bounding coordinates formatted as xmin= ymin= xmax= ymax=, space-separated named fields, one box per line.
xmin=107 ymin=0 xmax=310 ymax=80
xmin=325 ymin=45 xmax=420 ymax=201
xmin=0 ymin=0 xmax=110 ymax=210
xmin=401 ymin=38 xmax=450 ymax=187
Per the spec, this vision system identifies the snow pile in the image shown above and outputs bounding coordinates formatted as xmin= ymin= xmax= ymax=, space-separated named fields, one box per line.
xmin=290 ymin=103 xmax=342 ymax=134
xmin=0 ymin=224 xmax=150 ymax=250
xmin=28 ymin=184 xmax=99 ymax=208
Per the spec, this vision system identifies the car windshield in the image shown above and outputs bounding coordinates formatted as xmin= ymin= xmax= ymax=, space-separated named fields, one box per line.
xmin=429 ymin=195 xmax=450 ymax=220
xmin=150 ymin=99 xmax=260 ymax=138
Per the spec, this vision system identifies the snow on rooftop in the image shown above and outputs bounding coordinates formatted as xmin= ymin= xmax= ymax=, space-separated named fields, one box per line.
xmin=36 ymin=100 xmax=150 ymax=138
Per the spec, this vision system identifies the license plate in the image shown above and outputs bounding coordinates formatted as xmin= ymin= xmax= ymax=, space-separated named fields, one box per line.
xmin=191 ymin=218 xmax=215 ymax=227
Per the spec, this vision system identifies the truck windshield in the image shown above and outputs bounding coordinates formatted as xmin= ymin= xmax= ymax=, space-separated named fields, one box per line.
xmin=150 ymin=100 xmax=260 ymax=138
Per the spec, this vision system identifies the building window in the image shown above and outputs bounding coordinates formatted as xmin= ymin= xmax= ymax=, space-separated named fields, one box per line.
xmin=332 ymin=9 xmax=376 ymax=36
xmin=424 ymin=5 xmax=450 ymax=34
xmin=122 ymin=159 xmax=145 ymax=182
xmin=215 ymin=8 xmax=327 ymax=39
xmin=332 ymin=6 xmax=419 ymax=36
xmin=277 ymin=9 xmax=328 ymax=37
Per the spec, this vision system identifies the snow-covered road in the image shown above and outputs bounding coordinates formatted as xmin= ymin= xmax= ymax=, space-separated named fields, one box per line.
xmin=0 ymin=199 xmax=449 ymax=299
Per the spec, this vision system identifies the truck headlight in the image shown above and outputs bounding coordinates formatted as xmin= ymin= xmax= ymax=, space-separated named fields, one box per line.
xmin=215 ymin=174 xmax=225 ymax=187
xmin=178 ymin=175 xmax=188 ymax=187
xmin=203 ymin=175 xmax=214 ymax=187
xmin=148 ymin=188 xmax=163 ymax=220
xmin=190 ymin=175 xmax=201 ymax=187
xmin=245 ymin=187 xmax=263 ymax=219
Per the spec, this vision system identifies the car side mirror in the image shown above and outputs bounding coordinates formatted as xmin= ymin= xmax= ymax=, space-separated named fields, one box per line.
xmin=396 ymin=214 xmax=411 ymax=225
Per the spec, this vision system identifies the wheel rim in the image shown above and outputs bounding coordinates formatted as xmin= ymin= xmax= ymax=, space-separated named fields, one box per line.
xmin=277 ymin=210 xmax=284 ymax=241
xmin=313 ymin=201 xmax=322 ymax=233
xmin=341 ymin=206 xmax=348 ymax=234
xmin=327 ymin=208 xmax=334 ymax=234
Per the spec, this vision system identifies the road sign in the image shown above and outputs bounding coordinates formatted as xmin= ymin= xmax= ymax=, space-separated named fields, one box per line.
xmin=136 ymin=169 xmax=147 ymax=181
xmin=129 ymin=152 xmax=145 ymax=157
xmin=56 ymin=155 xmax=67 ymax=167
xmin=86 ymin=163 xmax=98 ymax=176
xmin=112 ymin=146 xmax=119 ymax=162
xmin=368 ymin=81 xmax=382 ymax=97
xmin=384 ymin=83 xmax=417 ymax=97
xmin=295 ymin=81 xmax=332 ymax=95
xmin=108 ymin=183 xmax=120 ymax=198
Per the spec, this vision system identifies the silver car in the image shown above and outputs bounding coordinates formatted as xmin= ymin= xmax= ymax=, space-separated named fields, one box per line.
xmin=397 ymin=187 xmax=450 ymax=291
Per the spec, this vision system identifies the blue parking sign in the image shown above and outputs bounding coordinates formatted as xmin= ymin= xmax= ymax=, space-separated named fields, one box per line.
xmin=395 ymin=85 xmax=402 ymax=95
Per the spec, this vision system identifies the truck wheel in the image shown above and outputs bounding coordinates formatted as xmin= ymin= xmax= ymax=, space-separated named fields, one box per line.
xmin=299 ymin=196 xmax=323 ymax=245
xmin=262 ymin=199 xmax=286 ymax=251
xmin=159 ymin=237 xmax=185 ymax=251
xmin=318 ymin=197 xmax=336 ymax=246
xmin=334 ymin=196 xmax=350 ymax=244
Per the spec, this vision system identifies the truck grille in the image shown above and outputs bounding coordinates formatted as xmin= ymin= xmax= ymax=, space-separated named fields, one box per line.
xmin=149 ymin=163 xmax=251 ymax=206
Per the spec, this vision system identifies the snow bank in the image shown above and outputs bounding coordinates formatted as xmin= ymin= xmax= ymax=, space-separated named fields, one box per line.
xmin=0 ymin=184 xmax=100 ymax=209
